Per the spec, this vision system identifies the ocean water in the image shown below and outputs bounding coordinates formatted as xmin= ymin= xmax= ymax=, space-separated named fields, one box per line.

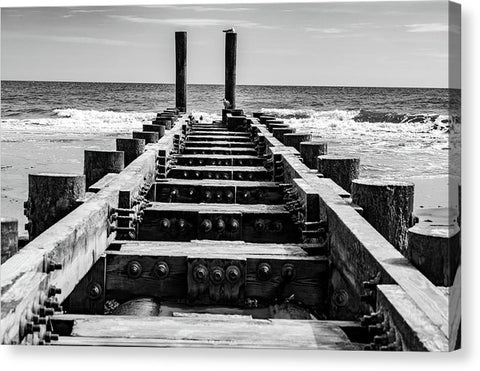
xmin=1 ymin=81 xmax=460 ymax=229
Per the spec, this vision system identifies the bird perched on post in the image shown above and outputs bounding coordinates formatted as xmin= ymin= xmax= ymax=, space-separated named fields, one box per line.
xmin=222 ymin=98 xmax=231 ymax=109
xmin=223 ymin=27 xmax=236 ymax=33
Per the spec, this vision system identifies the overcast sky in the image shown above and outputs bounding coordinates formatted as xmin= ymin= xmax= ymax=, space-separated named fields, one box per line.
xmin=1 ymin=1 xmax=460 ymax=88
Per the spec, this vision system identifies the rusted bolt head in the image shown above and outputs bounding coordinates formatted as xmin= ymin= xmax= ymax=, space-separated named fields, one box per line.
xmin=215 ymin=218 xmax=226 ymax=232
xmin=271 ymin=220 xmax=283 ymax=232
xmin=332 ymin=289 xmax=349 ymax=307
xmin=195 ymin=171 xmax=201 ymax=179
xmin=177 ymin=219 xmax=187 ymax=231
xmin=188 ymin=188 xmax=195 ymax=197
xmin=183 ymin=171 xmax=189 ymax=178
xmin=192 ymin=264 xmax=208 ymax=283
xmin=45 ymin=260 xmax=63 ymax=274
xmin=237 ymin=173 xmax=244 ymax=180
xmin=200 ymin=219 xmax=212 ymax=233
xmin=127 ymin=260 xmax=143 ymax=279
xmin=257 ymin=191 xmax=265 ymax=201
xmin=223 ymin=173 xmax=229 ymax=180
xmin=206 ymin=172 xmax=213 ymax=179
xmin=281 ymin=263 xmax=296 ymax=281
xmin=153 ymin=261 xmax=169 ymax=279
xmin=215 ymin=191 xmax=223 ymax=201
xmin=47 ymin=285 xmax=62 ymax=297
xmin=226 ymin=265 xmax=241 ymax=283
xmin=204 ymin=190 xmax=212 ymax=201
xmin=188 ymin=159 xmax=193 ymax=165
xmin=170 ymin=188 xmax=178 ymax=197
xmin=248 ymin=173 xmax=254 ymax=181
xmin=211 ymin=160 xmax=217 ymax=166
xmin=87 ymin=282 xmax=103 ymax=300
xmin=254 ymin=219 xmax=265 ymax=232
xmin=243 ymin=191 xmax=251 ymax=200
xmin=160 ymin=218 xmax=171 ymax=230
xmin=257 ymin=262 xmax=272 ymax=281
xmin=229 ymin=219 xmax=240 ymax=233
xmin=225 ymin=191 xmax=234 ymax=201
xmin=210 ymin=266 xmax=225 ymax=285
xmin=199 ymin=159 xmax=204 ymax=165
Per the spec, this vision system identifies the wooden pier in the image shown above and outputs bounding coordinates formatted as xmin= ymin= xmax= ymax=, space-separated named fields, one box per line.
xmin=1 ymin=31 xmax=459 ymax=351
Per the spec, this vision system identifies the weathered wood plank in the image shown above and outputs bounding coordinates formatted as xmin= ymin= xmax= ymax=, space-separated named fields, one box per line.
xmin=182 ymin=147 xmax=257 ymax=156
xmin=174 ymin=154 xmax=263 ymax=167
xmin=50 ymin=315 xmax=359 ymax=350
xmin=184 ymin=141 xmax=255 ymax=148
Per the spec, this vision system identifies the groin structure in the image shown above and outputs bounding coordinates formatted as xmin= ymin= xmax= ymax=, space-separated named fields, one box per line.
xmin=1 ymin=31 xmax=460 ymax=351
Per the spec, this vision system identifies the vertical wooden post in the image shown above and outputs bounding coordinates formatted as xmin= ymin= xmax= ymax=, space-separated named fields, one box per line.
xmin=175 ymin=31 xmax=187 ymax=113
xmin=116 ymin=138 xmax=145 ymax=166
xmin=351 ymin=179 xmax=414 ymax=254
xmin=25 ymin=174 xmax=86 ymax=239
xmin=225 ymin=32 xmax=237 ymax=109
xmin=283 ymin=133 xmax=312 ymax=151
xmin=300 ymin=142 xmax=328 ymax=169
xmin=317 ymin=155 xmax=360 ymax=193
xmin=272 ymin=127 xmax=295 ymax=141
xmin=1 ymin=218 xmax=18 ymax=263
xmin=84 ymin=150 xmax=124 ymax=189
xmin=133 ymin=131 xmax=159 ymax=144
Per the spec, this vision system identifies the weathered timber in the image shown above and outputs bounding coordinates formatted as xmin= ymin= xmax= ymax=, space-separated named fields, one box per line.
xmin=151 ymin=179 xmax=282 ymax=204
xmin=138 ymin=202 xmax=299 ymax=243
xmin=84 ymin=150 xmax=124 ymax=189
xmin=174 ymin=154 xmax=263 ymax=167
xmin=283 ymin=133 xmax=312 ymax=151
xmin=1 ymin=116 xmax=185 ymax=344
xmin=50 ymin=315 xmax=360 ymax=349
xmin=406 ymin=223 xmax=460 ymax=286
xmin=187 ymin=135 xmax=251 ymax=142
xmin=317 ymin=155 xmax=359 ymax=193
xmin=184 ymin=140 xmax=255 ymax=148
xmin=153 ymin=118 xmax=172 ymax=130
xmin=351 ymin=179 xmax=414 ymax=254
xmin=182 ymin=147 xmax=257 ymax=156
xmin=88 ymin=173 xmax=117 ymax=193
xmin=376 ymin=285 xmax=448 ymax=351
xmin=175 ymin=31 xmax=187 ymax=113
xmin=143 ymin=124 xmax=165 ymax=138
xmin=225 ymin=32 xmax=237 ymax=109
xmin=273 ymin=127 xmax=295 ymax=141
xmin=133 ymin=131 xmax=159 ymax=144
xmin=26 ymin=173 xmax=86 ymax=239
xmin=189 ymin=130 xmax=249 ymax=137
xmin=300 ymin=141 xmax=328 ymax=169
xmin=168 ymin=165 xmax=269 ymax=181
xmin=1 ymin=217 xmax=19 ymax=263
xmin=116 ymin=138 xmax=145 ymax=166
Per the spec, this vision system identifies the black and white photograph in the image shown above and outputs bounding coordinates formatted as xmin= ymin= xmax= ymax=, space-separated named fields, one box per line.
xmin=0 ymin=0 xmax=466 ymax=360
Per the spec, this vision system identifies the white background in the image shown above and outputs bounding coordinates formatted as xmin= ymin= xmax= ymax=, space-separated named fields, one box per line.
xmin=1 ymin=0 xmax=478 ymax=369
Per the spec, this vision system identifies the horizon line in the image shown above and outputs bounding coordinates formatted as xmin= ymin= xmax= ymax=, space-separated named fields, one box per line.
xmin=1 ymin=79 xmax=455 ymax=90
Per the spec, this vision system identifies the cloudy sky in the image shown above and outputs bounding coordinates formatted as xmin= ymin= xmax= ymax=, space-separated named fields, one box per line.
xmin=1 ymin=1 xmax=460 ymax=88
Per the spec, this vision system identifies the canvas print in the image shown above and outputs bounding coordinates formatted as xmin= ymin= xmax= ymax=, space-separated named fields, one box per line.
xmin=1 ymin=1 xmax=461 ymax=351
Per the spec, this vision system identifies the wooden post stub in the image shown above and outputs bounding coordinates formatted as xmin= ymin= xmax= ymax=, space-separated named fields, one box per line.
xmin=406 ymin=223 xmax=460 ymax=286
xmin=225 ymin=32 xmax=237 ymax=109
xmin=351 ymin=179 xmax=414 ymax=254
xmin=133 ymin=131 xmax=159 ymax=144
xmin=154 ymin=117 xmax=173 ymax=130
xmin=283 ymin=133 xmax=312 ymax=150
xmin=143 ymin=124 xmax=166 ymax=138
xmin=300 ymin=141 xmax=328 ymax=169
xmin=317 ymin=155 xmax=360 ymax=193
xmin=175 ymin=31 xmax=187 ymax=113
xmin=272 ymin=127 xmax=295 ymax=141
xmin=268 ymin=123 xmax=290 ymax=132
xmin=252 ymin=112 xmax=264 ymax=119
xmin=84 ymin=150 xmax=124 ymax=189
xmin=116 ymin=138 xmax=146 ymax=166
xmin=1 ymin=217 xmax=18 ymax=263
xmin=265 ymin=119 xmax=284 ymax=130
xmin=259 ymin=115 xmax=275 ymax=125
xmin=26 ymin=173 xmax=86 ymax=239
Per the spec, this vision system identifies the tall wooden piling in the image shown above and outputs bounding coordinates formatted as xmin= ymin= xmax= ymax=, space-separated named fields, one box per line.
xmin=351 ymin=179 xmax=414 ymax=254
xmin=283 ymin=133 xmax=312 ymax=151
xmin=225 ymin=32 xmax=237 ymax=109
xmin=143 ymin=124 xmax=166 ymax=138
xmin=175 ymin=31 xmax=187 ymax=113
xmin=84 ymin=150 xmax=124 ymax=189
xmin=116 ymin=138 xmax=146 ymax=166
xmin=300 ymin=141 xmax=328 ymax=169
xmin=317 ymin=155 xmax=359 ymax=193
xmin=1 ymin=217 xmax=18 ymax=263
xmin=133 ymin=131 xmax=159 ymax=144
xmin=25 ymin=174 xmax=86 ymax=239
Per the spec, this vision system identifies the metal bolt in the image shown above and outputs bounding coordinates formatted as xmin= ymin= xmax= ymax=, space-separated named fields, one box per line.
xmin=45 ymin=260 xmax=63 ymax=274
xmin=127 ymin=260 xmax=143 ymax=279
xmin=254 ymin=219 xmax=265 ymax=232
xmin=192 ymin=264 xmax=208 ymax=283
xmin=237 ymin=173 xmax=244 ymax=180
xmin=210 ymin=266 xmax=225 ymax=285
xmin=160 ymin=218 xmax=171 ymax=230
xmin=200 ymin=219 xmax=212 ymax=233
xmin=281 ymin=263 xmax=296 ymax=281
xmin=225 ymin=191 xmax=234 ymax=201
xmin=153 ymin=261 xmax=169 ymax=279
xmin=226 ymin=265 xmax=241 ymax=283
xmin=229 ymin=219 xmax=240 ymax=233
xmin=26 ymin=322 xmax=41 ymax=334
xmin=183 ymin=171 xmax=189 ymax=178
xmin=243 ymin=191 xmax=251 ymax=200
xmin=170 ymin=188 xmax=178 ymax=199
xmin=47 ymin=285 xmax=62 ymax=297
xmin=43 ymin=332 xmax=59 ymax=342
xmin=257 ymin=262 xmax=272 ymax=281
xmin=215 ymin=218 xmax=226 ymax=232
xmin=204 ymin=190 xmax=212 ymax=201
xmin=177 ymin=219 xmax=187 ymax=231
xmin=223 ymin=173 xmax=229 ymax=179
xmin=38 ymin=306 xmax=55 ymax=317
xmin=87 ymin=282 xmax=103 ymax=300
xmin=195 ymin=171 xmax=201 ymax=179
xmin=215 ymin=191 xmax=223 ymax=201
xmin=270 ymin=220 xmax=283 ymax=232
